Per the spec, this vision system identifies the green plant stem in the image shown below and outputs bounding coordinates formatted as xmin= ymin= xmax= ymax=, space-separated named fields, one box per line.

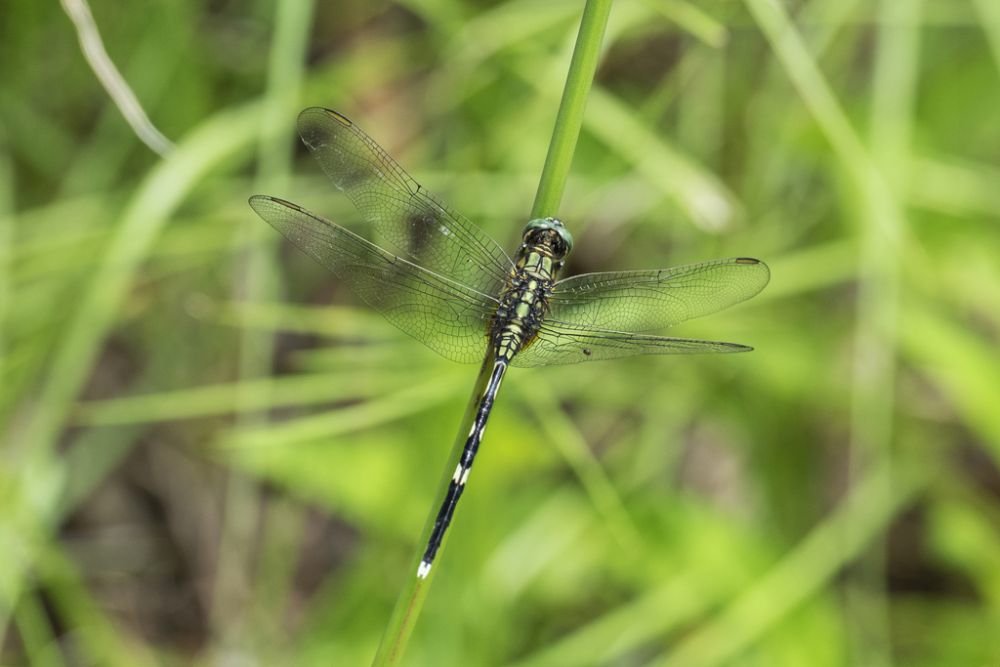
xmin=9 ymin=102 xmax=262 ymax=466
xmin=844 ymin=1 xmax=920 ymax=665
xmin=373 ymin=4 xmax=613 ymax=663
xmin=742 ymin=1 xmax=914 ymax=665
xmin=212 ymin=0 xmax=314 ymax=647
xmin=0 ymin=127 xmax=11 ymax=411
xmin=650 ymin=459 xmax=926 ymax=667
xmin=530 ymin=0 xmax=612 ymax=219
xmin=0 ymin=102 xmax=263 ymax=640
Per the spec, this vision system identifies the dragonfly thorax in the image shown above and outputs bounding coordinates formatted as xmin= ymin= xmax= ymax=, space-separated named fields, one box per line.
xmin=491 ymin=220 xmax=571 ymax=362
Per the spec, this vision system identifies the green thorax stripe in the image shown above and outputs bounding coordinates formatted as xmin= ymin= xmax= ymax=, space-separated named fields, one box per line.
xmin=520 ymin=250 xmax=555 ymax=280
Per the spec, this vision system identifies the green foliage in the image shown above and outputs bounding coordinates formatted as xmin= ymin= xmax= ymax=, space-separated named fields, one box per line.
xmin=2 ymin=0 xmax=1000 ymax=665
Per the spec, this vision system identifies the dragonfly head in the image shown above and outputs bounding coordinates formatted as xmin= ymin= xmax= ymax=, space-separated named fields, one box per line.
xmin=522 ymin=217 xmax=573 ymax=259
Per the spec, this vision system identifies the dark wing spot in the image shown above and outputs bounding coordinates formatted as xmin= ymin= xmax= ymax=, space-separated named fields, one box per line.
xmin=735 ymin=257 xmax=760 ymax=265
xmin=405 ymin=212 xmax=439 ymax=257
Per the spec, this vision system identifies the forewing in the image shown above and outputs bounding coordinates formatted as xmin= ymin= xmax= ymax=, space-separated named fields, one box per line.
xmin=249 ymin=195 xmax=495 ymax=364
xmin=297 ymin=107 xmax=513 ymax=296
xmin=511 ymin=319 xmax=751 ymax=368
xmin=549 ymin=257 xmax=770 ymax=332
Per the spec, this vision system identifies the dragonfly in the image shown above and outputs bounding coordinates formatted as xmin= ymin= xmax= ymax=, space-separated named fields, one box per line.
xmin=249 ymin=107 xmax=770 ymax=579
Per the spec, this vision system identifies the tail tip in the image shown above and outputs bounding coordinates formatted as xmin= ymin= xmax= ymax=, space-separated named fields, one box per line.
xmin=417 ymin=560 xmax=432 ymax=579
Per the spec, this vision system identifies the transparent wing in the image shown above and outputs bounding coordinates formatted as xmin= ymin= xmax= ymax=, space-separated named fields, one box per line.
xmin=511 ymin=319 xmax=751 ymax=368
xmin=249 ymin=195 xmax=495 ymax=364
xmin=548 ymin=257 xmax=770 ymax=332
xmin=297 ymin=107 xmax=513 ymax=296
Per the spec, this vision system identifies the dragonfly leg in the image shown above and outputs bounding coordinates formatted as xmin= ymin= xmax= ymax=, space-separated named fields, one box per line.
xmin=418 ymin=359 xmax=508 ymax=578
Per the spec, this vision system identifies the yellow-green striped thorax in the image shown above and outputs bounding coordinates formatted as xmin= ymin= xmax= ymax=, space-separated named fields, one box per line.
xmin=491 ymin=218 xmax=573 ymax=361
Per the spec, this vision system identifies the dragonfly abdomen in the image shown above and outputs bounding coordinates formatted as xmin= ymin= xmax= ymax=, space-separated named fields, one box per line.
xmin=418 ymin=358 xmax=508 ymax=578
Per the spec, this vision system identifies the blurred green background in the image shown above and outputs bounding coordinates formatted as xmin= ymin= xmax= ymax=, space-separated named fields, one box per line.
xmin=3 ymin=0 xmax=1000 ymax=665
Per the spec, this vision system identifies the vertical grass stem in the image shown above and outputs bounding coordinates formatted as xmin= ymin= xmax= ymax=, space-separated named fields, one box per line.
xmin=373 ymin=2 xmax=613 ymax=663
xmin=530 ymin=0 xmax=612 ymax=219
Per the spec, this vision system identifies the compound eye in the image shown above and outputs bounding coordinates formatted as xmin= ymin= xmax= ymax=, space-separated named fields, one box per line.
xmin=555 ymin=228 xmax=573 ymax=254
